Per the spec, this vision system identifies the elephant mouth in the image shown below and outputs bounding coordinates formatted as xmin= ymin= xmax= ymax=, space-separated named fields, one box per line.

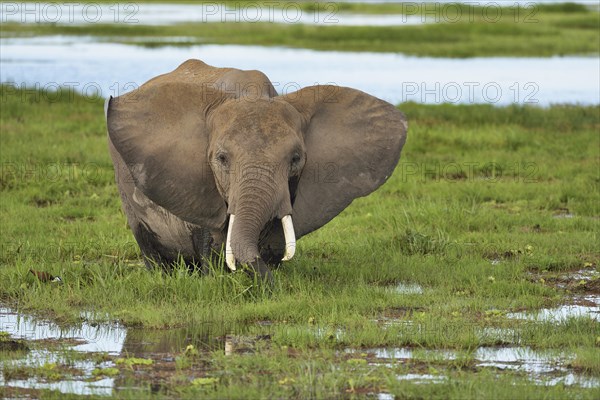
xmin=225 ymin=214 xmax=295 ymax=271
xmin=224 ymin=176 xmax=300 ymax=271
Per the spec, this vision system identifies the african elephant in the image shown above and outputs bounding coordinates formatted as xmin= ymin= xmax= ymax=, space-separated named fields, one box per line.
xmin=106 ymin=59 xmax=407 ymax=280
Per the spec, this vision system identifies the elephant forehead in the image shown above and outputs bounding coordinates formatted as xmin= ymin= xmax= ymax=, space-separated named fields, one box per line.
xmin=216 ymin=98 xmax=301 ymax=128
xmin=227 ymin=121 xmax=298 ymax=151
xmin=215 ymin=100 xmax=303 ymax=149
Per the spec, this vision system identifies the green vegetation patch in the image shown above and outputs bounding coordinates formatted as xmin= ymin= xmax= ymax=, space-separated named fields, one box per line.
xmin=0 ymin=85 xmax=598 ymax=397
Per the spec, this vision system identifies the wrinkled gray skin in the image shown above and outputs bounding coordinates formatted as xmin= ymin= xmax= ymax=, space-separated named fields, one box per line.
xmin=106 ymin=59 xmax=407 ymax=280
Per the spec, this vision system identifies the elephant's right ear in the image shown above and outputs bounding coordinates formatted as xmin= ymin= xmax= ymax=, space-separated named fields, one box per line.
xmin=106 ymin=76 xmax=227 ymax=229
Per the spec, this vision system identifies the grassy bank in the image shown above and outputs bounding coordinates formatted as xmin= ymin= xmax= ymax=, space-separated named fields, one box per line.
xmin=1 ymin=85 xmax=598 ymax=325
xmin=1 ymin=86 xmax=599 ymax=397
xmin=1 ymin=3 xmax=598 ymax=57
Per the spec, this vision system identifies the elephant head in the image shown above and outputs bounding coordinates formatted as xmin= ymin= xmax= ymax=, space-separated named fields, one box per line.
xmin=106 ymin=60 xmax=407 ymax=279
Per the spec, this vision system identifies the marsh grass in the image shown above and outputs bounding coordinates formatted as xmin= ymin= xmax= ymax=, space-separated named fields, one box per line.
xmin=0 ymin=86 xmax=598 ymax=397
xmin=1 ymin=3 xmax=598 ymax=57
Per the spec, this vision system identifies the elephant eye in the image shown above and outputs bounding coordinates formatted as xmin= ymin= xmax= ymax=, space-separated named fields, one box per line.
xmin=291 ymin=153 xmax=301 ymax=166
xmin=216 ymin=152 xmax=229 ymax=166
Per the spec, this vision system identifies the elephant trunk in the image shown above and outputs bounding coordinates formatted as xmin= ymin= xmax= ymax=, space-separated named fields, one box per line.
xmin=226 ymin=168 xmax=295 ymax=278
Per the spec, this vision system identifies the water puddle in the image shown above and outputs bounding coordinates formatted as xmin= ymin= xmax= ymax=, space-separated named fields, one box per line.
xmin=475 ymin=346 xmax=563 ymax=373
xmin=507 ymin=295 xmax=600 ymax=322
xmin=0 ymin=307 xmax=126 ymax=396
xmin=0 ymin=3 xmax=424 ymax=26
xmin=478 ymin=327 xmax=520 ymax=344
xmin=374 ymin=317 xmax=518 ymax=345
xmin=351 ymin=345 xmax=598 ymax=387
xmin=1 ymin=36 xmax=599 ymax=106
xmin=568 ymin=268 xmax=599 ymax=282
xmin=553 ymin=213 xmax=576 ymax=219
xmin=392 ymin=283 xmax=424 ymax=295
xmin=2 ymin=305 xmax=599 ymax=394
xmin=369 ymin=348 xmax=456 ymax=361
xmin=119 ymin=324 xmax=224 ymax=356
xmin=475 ymin=346 xmax=600 ymax=388
xmin=0 ymin=307 xmax=277 ymax=395
xmin=1 ymin=309 xmax=126 ymax=354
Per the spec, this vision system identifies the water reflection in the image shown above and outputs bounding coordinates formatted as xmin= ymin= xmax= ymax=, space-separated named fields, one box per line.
xmin=0 ymin=306 xmax=268 ymax=396
xmin=2 ymin=36 xmax=598 ymax=106
xmin=0 ymin=307 xmax=126 ymax=396
xmin=120 ymin=324 xmax=231 ymax=356
xmin=352 ymin=345 xmax=599 ymax=387
xmin=507 ymin=295 xmax=600 ymax=322
xmin=0 ymin=308 xmax=125 ymax=354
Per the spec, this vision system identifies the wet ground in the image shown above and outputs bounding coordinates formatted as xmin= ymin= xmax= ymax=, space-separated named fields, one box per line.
xmin=1 ymin=267 xmax=598 ymax=397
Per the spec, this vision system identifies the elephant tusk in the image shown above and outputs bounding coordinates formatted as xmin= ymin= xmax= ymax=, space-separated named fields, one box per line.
xmin=225 ymin=214 xmax=236 ymax=271
xmin=281 ymin=215 xmax=296 ymax=261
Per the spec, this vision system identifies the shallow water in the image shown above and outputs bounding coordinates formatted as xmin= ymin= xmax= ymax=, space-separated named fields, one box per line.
xmin=475 ymin=346 xmax=564 ymax=373
xmin=507 ymin=295 xmax=600 ymax=322
xmin=393 ymin=283 xmax=424 ymax=295
xmin=475 ymin=346 xmax=600 ymax=388
xmin=0 ymin=308 xmax=126 ymax=354
xmin=355 ymin=345 xmax=599 ymax=387
xmin=2 ymin=36 xmax=598 ymax=106
xmin=3 ymin=349 xmax=116 ymax=396
xmin=0 ymin=307 xmax=229 ymax=396
xmin=0 ymin=307 xmax=126 ymax=396
xmin=372 ymin=347 xmax=456 ymax=360
xmin=2 ymin=305 xmax=599 ymax=395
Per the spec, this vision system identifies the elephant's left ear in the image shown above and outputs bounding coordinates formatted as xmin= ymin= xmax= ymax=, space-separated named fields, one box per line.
xmin=279 ymin=85 xmax=407 ymax=237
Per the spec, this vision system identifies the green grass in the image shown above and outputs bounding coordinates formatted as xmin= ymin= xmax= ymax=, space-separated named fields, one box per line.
xmin=1 ymin=86 xmax=599 ymax=397
xmin=1 ymin=3 xmax=598 ymax=57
